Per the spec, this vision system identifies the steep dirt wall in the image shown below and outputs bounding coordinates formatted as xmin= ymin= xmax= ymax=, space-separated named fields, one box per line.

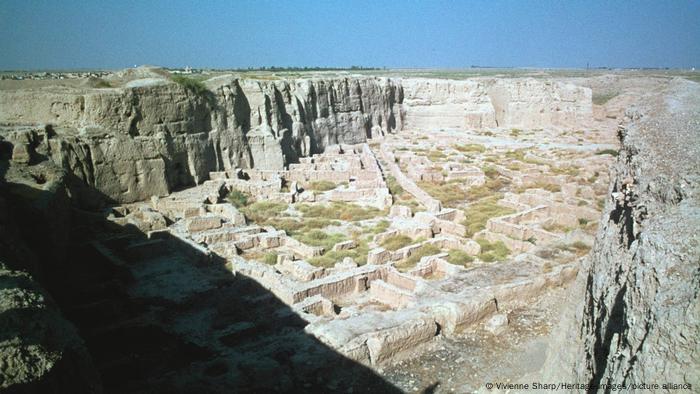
xmin=542 ymin=79 xmax=700 ymax=388
xmin=0 ymin=76 xmax=403 ymax=203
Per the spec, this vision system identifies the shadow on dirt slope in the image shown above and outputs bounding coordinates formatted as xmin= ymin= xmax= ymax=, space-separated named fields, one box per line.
xmin=0 ymin=151 xmax=402 ymax=393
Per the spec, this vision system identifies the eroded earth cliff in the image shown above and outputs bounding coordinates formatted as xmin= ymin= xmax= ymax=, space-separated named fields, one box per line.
xmin=543 ymin=78 xmax=700 ymax=390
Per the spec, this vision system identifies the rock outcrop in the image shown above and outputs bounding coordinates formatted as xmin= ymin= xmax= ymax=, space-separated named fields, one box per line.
xmin=402 ymin=77 xmax=592 ymax=130
xmin=0 ymin=159 xmax=102 ymax=393
xmin=542 ymin=78 xmax=700 ymax=388
xmin=0 ymin=75 xmax=403 ymax=203
xmin=0 ymin=72 xmax=595 ymax=204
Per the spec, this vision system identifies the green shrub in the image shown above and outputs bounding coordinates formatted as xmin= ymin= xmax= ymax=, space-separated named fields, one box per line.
xmin=595 ymin=149 xmax=618 ymax=157
xmin=95 ymin=80 xmax=112 ymax=88
xmin=295 ymin=230 xmax=346 ymax=252
xmin=417 ymin=180 xmax=467 ymax=207
xmin=505 ymin=149 xmax=546 ymax=165
xmin=298 ymin=202 xmax=384 ymax=222
xmin=426 ymin=149 xmax=447 ymax=161
xmin=482 ymin=165 xmax=499 ymax=179
xmin=262 ymin=252 xmax=278 ymax=265
xmin=571 ymin=241 xmax=590 ymax=251
xmin=240 ymin=201 xmax=287 ymax=223
xmin=462 ymin=195 xmax=514 ymax=237
xmin=446 ymin=249 xmax=474 ymax=266
xmin=227 ymin=190 xmax=250 ymax=208
xmin=172 ymin=75 xmax=208 ymax=95
xmin=371 ymin=220 xmax=391 ymax=234
xmin=308 ymin=234 xmax=371 ymax=267
xmin=380 ymin=235 xmax=414 ymax=251
xmin=396 ymin=244 xmax=442 ymax=271
xmin=592 ymin=92 xmax=618 ymax=105
xmin=476 ymin=238 xmax=510 ymax=262
xmin=454 ymin=144 xmax=486 ymax=153
xmin=549 ymin=166 xmax=580 ymax=176
xmin=464 ymin=177 xmax=509 ymax=201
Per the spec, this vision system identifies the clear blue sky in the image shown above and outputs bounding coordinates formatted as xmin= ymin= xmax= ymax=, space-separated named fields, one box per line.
xmin=1 ymin=0 xmax=699 ymax=70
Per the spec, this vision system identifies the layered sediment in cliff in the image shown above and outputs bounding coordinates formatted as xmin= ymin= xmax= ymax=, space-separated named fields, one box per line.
xmin=0 ymin=72 xmax=592 ymax=205
xmin=543 ymin=78 xmax=700 ymax=388
xmin=0 ymin=76 xmax=403 ymax=203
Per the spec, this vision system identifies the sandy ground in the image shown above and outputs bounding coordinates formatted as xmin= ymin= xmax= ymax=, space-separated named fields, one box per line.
xmin=380 ymin=284 xmax=571 ymax=393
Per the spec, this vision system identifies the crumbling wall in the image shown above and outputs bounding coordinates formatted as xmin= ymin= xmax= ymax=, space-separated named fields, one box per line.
xmin=542 ymin=79 xmax=700 ymax=388
xmin=402 ymin=77 xmax=592 ymax=130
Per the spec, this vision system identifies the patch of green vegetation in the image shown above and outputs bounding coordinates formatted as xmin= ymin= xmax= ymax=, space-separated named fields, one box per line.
xmin=426 ymin=149 xmax=447 ymax=161
xmin=464 ymin=177 xmax=509 ymax=201
xmin=370 ymin=219 xmax=390 ymax=234
xmin=543 ymin=222 xmax=573 ymax=233
xmin=592 ymin=92 xmax=618 ymax=105
xmin=309 ymin=234 xmax=371 ymax=267
xmin=227 ymin=189 xmax=250 ymax=208
xmin=505 ymin=162 xmax=522 ymax=171
xmin=243 ymin=250 xmax=279 ymax=265
xmin=509 ymin=128 xmax=522 ymax=137
xmin=454 ymin=144 xmax=486 ymax=154
xmin=597 ymin=198 xmax=606 ymax=210
xmin=240 ymin=200 xmax=287 ymax=223
xmin=549 ymin=165 xmax=580 ymax=176
xmin=446 ymin=249 xmax=474 ymax=267
xmin=395 ymin=244 xmax=442 ymax=271
xmin=387 ymin=175 xmax=422 ymax=210
xmin=295 ymin=230 xmax=347 ymax=253
xmin=262 ymin=252 xmax=278 ymax=265
xmin=482 ymin=165 xmax=499 ymax=179
xmin=462 ymin=195 xmax=514 ymax=237
xmin=172 ymin=75 xmax=208 ymax=95
xmin=272 ymin=217 xmax=341 ymax=236
xmin=306 ymin=180 xmax=337 ymax=192
xmin=505 ymin=149 xmax=547 ymax=165
xmin=380 ymin=235 xmax=415 ymax=251
xmin=476 ymin=238 xmax=510 ymax=262
xmin=298 ymin=202 xmax=384 ymax=222
xmin=595 ymin=149 xmax=619 ymax=157
xmin=578 ymin=218 xmax=589 ymax=226
xmin=417 ymin=180 xmax=466 ymax=207
xmin=386 ymin=175 xmax=404 ymax=195
xmin=515 ymin=182 xmax=561 ymax=193
xmin=95 ymin=80 xmax=112 ymax=88
xmin=577 ymin=200 xmax=589 ymax=206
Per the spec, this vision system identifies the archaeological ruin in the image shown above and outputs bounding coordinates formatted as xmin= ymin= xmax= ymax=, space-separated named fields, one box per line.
xmin=1 ymin=66 xmax=698 ymax=393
